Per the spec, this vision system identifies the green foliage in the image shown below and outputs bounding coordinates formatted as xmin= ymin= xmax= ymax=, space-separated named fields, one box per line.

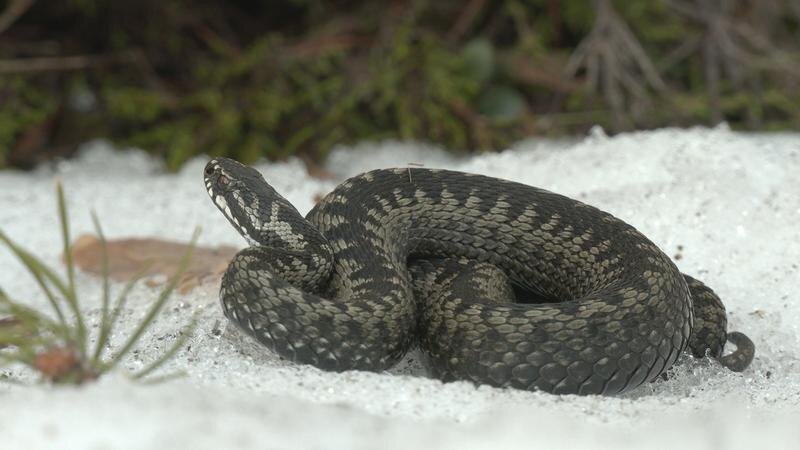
xmin=0 ymin=182 xmax=198 ymax=384
xmin=1 ymin=0 xmax=799 ymax=169
xmin=0 ymin=76 xmax=58 ymax=166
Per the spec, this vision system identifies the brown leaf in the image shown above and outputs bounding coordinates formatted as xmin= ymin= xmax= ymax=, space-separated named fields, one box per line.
xmin=69 ymin=234 xmax=239 ymax=294
xmin=299 ymin=153 xmax=337 ymax=180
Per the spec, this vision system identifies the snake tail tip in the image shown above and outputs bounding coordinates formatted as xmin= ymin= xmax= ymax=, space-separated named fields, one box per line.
xmin=719 ymin=331 xmax=756 ymax=372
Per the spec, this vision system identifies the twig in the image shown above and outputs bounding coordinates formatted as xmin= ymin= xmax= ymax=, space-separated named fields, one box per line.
xmin=565 ymin=0 xmax=666 ymax=129
xmin=0 ymin=0 xmax=34 ymax=35
xmin=0 ymin=52 xmax=137 ymax=74
xmin=287 ymin=34 xmax=368 ymax=60
xmin=503 ymin=54 xmax=581 ymax=94
xmin=449 ymin=98 xmax=490 ymax=149
xmin=659 ymin=36 xmax=702 ymax=71
xmin=665 ymin=0 xmax=800 ymax=124
xmin=447 ymin=0 xmax=487 ymax=43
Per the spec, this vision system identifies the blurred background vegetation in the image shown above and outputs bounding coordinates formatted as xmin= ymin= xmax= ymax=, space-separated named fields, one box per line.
xmin=1 ymin=0 xmax=799 ymax=170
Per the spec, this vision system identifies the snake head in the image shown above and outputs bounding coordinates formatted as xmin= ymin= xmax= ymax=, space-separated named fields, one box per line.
xmin=204 ymin=157 xmax=262 ymax=195
xmin=204 ymin=157 xmax=310 ymax=251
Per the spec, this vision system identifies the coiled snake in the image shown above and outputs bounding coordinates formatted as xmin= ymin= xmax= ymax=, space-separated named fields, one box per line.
xmin=205 ymin=157 xmax=755 ymax=395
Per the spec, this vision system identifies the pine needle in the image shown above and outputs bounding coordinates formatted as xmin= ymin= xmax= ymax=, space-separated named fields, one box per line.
xmin=55 ymin=180 xmax=86 ymax=358
xmin=105 ymin=228 xmax=199 ymax=373
xmin=131 ymin=311 xmax=199 ymax=380
xmin=89 ymin=210 xmax=111 ymax=363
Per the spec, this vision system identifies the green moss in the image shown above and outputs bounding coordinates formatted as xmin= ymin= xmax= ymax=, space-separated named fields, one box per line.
xmin=0 ymin=77 xmax=58 ymax=166
xmin=103 ymin=87 xmax=166 ymax=123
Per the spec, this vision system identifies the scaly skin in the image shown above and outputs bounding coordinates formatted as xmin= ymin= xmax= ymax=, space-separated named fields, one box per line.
xmin=205 ymin=158 xmax=754 ymax=395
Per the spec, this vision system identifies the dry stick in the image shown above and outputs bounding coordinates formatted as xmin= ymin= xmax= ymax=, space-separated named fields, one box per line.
xmin=747 ymin=72 xmax=764 ymax=128
xmin=586 ymin=50 xmax=600 ymax=94
xmin=446 ymin=0 xmax=487 ymax=43
xmin=659 ymin=36 xmax=702 ymax=71
xmin=505 ymin=55 xmax=580 ymax=94
xmin=0 ymin=52 xmax=136 ymax=74
xmin=793 ymin=0 xmax=800 ymax=22
xmin=618 ymin=69 xmax=649 ymax=103
xmin=598 ymin=0 xmax=666 ymax=94
xmin=704 ymin=38 xmax=722 ymax=124
xmin=0 ymin=0 xmax=34 ymax=35
xmin=669 ymin=0 xmax=800 ymax=82
xmin=601 ymin=43 xmax=625 ymax=129
xmin=735 ymin=23 xmax=800 ymax=76
xmin=448 ymin=98 xmax=491 ymax=149
xmin=564 ymin=36 xmax=587 ymax=77
xmin=670 ymin=0 xmax=791 ymax=124
xmin=616 ymin=17 xmax=666 ymax=91
xmin=664 ymin=0 xmax=698 ymax=18
xmin=566 ymin=0 xmax=665 ymax=129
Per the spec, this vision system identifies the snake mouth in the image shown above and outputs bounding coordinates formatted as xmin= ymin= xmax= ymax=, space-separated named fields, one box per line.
xmin=204 ymin=160 xmax=223 ymax=191
xmin=204 ymin=159 xmax=238 ymax=225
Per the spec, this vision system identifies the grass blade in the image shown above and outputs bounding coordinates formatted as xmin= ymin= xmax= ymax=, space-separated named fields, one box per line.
xmin=55 ymin=181 xmax=86 ymax=358
xmin=0 ymin=331 xmax=49 ymax=348
xmin=0 ymin=352 xmax=34 ymax=366
xmin=131 ymin=311 xmax=198 ymax=380
xmin=91 ymin=262 xmax=153 ymax=366
xmin=0 ymin=288 xmax=65 ymax=337
xmin=104 ymin=228 xmax=199 ymax=373
xmin=89 ymin=211 xmax=111 ymax=363
xmin=0 ymin=340 xmax=39 ymax=364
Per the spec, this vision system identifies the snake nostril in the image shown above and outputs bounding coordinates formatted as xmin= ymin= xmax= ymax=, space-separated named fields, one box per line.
xmin=205 ymin=165 xmax=215 ymax=176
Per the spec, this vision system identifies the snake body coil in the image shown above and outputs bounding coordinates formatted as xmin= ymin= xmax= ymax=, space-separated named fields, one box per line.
xmin=205 ymin=158 xmax=754 ymax=395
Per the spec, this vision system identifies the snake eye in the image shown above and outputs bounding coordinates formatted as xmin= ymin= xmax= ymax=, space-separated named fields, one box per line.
xmin=219 ymin=174 xmax=230 ymax=185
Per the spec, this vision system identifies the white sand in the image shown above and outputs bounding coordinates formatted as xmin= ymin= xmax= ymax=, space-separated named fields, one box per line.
xmin=1 ymin=126 xmax=798 ymax=449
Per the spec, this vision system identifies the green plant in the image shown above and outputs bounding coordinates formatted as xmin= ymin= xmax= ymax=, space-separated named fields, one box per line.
xmin=0 ymin=181 xmax=198 ymax=384
xmin=1 ymin=1 xmax=799 ymax=169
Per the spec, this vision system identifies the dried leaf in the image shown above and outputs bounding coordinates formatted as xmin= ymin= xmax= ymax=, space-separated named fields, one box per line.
xmin=69 ymin=235 xmax=238 ymax=294
xmin=299 ymin=154 xmax=336 ymax=180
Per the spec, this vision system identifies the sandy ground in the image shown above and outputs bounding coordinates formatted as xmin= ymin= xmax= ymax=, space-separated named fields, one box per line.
xmin=1 ymin=126 xmax=798 ymax=449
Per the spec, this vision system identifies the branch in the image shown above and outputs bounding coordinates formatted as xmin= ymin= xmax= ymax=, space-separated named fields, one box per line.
xmin=565 ymin=0 xmax=665 ymax=128
xmin=447 ymin=0 xmax=487 ymax=43
xmin=0 ymin=0 xmax=34 ymax=35
xmin=0 ymin=52 xmax=137 ymax=74
xmin=503 ymin=54 xmax=580 ymax=94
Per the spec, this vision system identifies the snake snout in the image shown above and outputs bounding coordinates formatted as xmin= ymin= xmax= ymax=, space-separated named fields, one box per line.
xmin=204 ymin=160 xmax=237 ymax=196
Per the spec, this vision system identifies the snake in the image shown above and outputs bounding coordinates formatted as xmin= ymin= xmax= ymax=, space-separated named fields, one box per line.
xmin=204 ymin=157 xmax=755 ymax=395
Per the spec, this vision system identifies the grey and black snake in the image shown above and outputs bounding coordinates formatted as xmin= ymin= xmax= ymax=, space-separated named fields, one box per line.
xmin=204 ymin=157 xmax=755 ymax=395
